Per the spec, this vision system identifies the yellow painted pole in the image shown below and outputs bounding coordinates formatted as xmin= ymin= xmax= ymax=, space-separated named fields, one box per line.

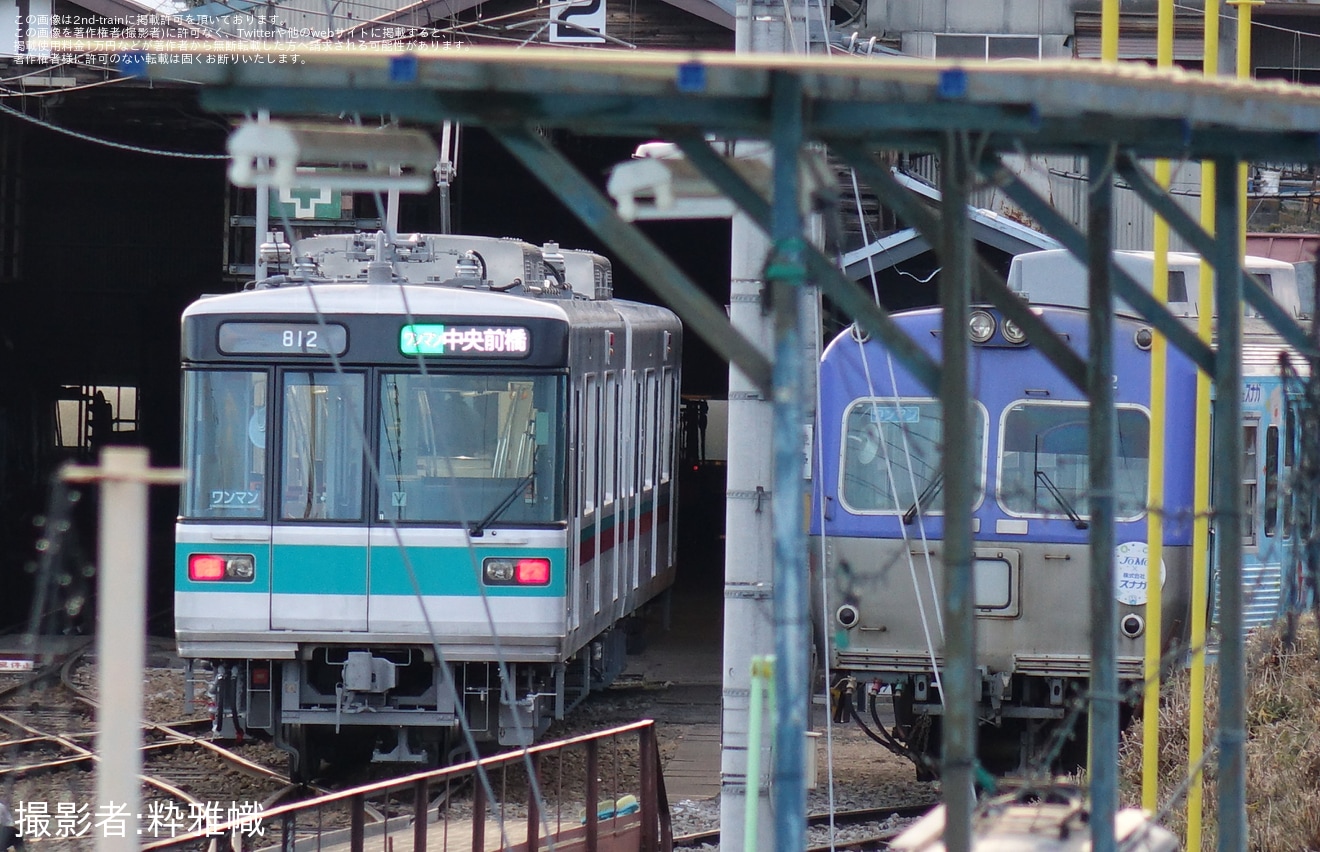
xmin=1142 ymin=0 xmax=1174 ymax=816
xmin=1231 ymin=0 xmax=1262 ymax=250
xmin=1102 ymin=0 xmax=1120 ymax=61
xmin=1188 ymin=5 xmax=1220 ymax=849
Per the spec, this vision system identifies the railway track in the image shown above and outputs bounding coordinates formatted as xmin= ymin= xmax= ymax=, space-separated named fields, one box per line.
xmin=0 ymin=643 xmax=325 ymax=846
xmin=672 ymin=803 xmax=932 ymax=851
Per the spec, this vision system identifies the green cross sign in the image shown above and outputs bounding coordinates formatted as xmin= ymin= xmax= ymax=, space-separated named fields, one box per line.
xmin=270 ymin=186 xmax=344 ymax=220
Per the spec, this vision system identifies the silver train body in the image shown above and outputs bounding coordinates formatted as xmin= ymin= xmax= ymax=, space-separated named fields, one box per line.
xmin=176 ymin=232 xmax=681 ymax=776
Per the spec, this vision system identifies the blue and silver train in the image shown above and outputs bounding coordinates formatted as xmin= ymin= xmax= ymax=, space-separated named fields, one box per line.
xmin=176 ymin=232 xmax=681 ymax=778
xmin=813 ymin=249 xmax=1310 ymax=773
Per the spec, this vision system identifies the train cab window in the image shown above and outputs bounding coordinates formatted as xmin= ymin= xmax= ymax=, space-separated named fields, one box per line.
xmin=182 ymin=370 xmax=268 ymax=520
xmin=838 ymin=399 xmax=986 ymax=515
xmin=1168 ymin=271 xmax=1190 ymax=306
xmin=377 ymin=373 xmax=565 ymax=525
xmin=280 ymin=372 xmax=366 ymax=521
xmin=997 ymin=403 xmax=1150 ymax=521
xmin=1245 ymin=275 xmax=1272 ymax=318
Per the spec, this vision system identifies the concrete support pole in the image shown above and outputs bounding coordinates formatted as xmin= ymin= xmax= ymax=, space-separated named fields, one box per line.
xmin=1086 ymin=147 xmax=1119 ymax=852
xmin=937 ymin=134 xmax=975 ymax=852
xmin=63 ymin=448 xmax=183 ymax=852
xmin=721 ymin=0 xmax=799 ymax=848
xmin=720 ymin=188 xmax=777 ymax=852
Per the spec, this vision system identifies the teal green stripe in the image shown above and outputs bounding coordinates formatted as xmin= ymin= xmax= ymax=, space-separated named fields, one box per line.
xmin=369 ymin=546 xmax=565 ymax=597
xmin=176 ymin=542 xmax=566 ymax=597
xmin=271 ymin=544 xmax=368 ymax=595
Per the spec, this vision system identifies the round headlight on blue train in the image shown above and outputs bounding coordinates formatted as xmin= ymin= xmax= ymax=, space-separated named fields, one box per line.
xmin=968 ymin=310 xmax=996 ymax=343
xmin=1001 ymin=319 xmax=1026 ymax=344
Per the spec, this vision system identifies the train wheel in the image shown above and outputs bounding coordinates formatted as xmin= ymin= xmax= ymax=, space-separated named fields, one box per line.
xmin=289 ymin=726 xmax=323 ymax=784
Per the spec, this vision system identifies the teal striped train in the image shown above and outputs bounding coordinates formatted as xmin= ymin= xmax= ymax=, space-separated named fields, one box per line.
xmin=176 ymin=232 xmax=681 ymax=780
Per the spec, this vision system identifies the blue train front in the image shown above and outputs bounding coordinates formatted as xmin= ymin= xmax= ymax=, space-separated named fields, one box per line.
xmin=813 ymin=303 xmax=1200 ymax=771
xmin=814 ymin=248 xmax=1312 ymax=775
xmin=176 ymin=233 xmax=681 ymax=778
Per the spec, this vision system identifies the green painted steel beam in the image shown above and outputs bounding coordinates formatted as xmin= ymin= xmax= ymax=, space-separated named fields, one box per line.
xmin=974 ymin=155 xmax=1218 ymax=378
xmin=829 ymin=139 xmax=1089 ymax=393
xmin=486 ymin=125 xmax=774 ymax=396
xmin=1115 ymin=153 xmax=1319 ymax=358
xmin=670 ymin=134 xmax=943 ymax=395
xmin=809 ymin=101 xmax=1039 ymax=138
xmin=171 ymin=48 xmax=1320 ymax=164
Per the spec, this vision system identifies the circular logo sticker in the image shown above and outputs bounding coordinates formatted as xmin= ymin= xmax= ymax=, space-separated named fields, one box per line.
xmin=1114 ymin=541 xmax=1166 ymax=606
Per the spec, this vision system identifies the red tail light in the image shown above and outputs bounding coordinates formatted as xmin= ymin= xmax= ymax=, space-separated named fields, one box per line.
xmin=189 ymin=555 xmax=227 ymax=581
xmin=250 ymin=666 xmax=270 ymax=687
xmin=515 ymin=558 xmax=551 ymax=585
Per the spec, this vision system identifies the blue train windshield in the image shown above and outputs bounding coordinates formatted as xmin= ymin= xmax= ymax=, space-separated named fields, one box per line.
xmin=182 ymin=370 xmax=269 ymax=519
xmin=998 ymin=403 xmax=1150 ymax=521
xmin=377 ymin=373 xmax=565 ymax=525
xmin=839 ymin=399 xmax=985 ymax=515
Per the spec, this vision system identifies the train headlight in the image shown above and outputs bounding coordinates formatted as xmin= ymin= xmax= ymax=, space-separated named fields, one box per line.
xmin=1001 ymin=319 xmax=1026 ymax=344
xmin=1120 ymin=613 xmax=1145 ymax=639
xmin=1134 ymin=327 xmax=1154 ymax=350
xmin=483 ymin=557 xmax=552 ymax=586
xmin=968 ymin=310 xmax=996 ymax=343
xmin=835 ymin=604 xmax=860 ymax=630
xmin=187 ymin=553 xmax=255 ymax=582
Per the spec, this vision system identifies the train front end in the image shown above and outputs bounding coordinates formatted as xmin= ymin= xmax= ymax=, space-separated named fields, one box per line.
xmin=812 ymin=306 xmax=1198 ymax=773
xmin=176 ymin=272 xmax=585 ymax=777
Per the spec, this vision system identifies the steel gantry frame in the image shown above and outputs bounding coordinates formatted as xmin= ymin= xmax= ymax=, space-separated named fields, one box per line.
xmin=148 ymin=46 xmax=1320 ymax=850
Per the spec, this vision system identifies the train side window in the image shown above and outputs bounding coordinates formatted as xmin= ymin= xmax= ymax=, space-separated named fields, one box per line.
xmin=604 ymin=374 xmax=617 ymax=505
xmin=1264 ymin=425 xmax=1279 ymax=539
xmin=181 ymin=369 xmax=268 ymax=520
xmin=660 ymin=369 xmax=676 ymax=482
xmin=1284 ymin=404 xmax=1297 ymax=538
xmin=1242 ymin=422 xmax=1258 ymax=545
xmin=583 ymin=376 xmax=598 ymax=513
xmin=644 ymin=369 xmax=658 ymax=490
xmin=281 ymin=371 xmax=365 ymax=522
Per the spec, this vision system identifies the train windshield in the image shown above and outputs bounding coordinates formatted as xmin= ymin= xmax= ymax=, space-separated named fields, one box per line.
xmin=839 ymin=399 xmax=985 ymax=515
xmin=377 ymin=373 xmax=565 ymax=525
xmin=998 ymin=403 xmax=1150 ymax=520
xmin=182 ymin=370 xmax=269 ymax=519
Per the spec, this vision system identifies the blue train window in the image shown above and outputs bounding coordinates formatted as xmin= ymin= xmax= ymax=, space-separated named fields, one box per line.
xmin=838 ymin=399 xmax=985 ymax=515
xmin=998 ymin=403 xmax=1150 ymax=521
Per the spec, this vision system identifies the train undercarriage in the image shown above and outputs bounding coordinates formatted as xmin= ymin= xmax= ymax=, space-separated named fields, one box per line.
xmin=833 ymin=669 xmax=1134 ymax=780
xmin=191 ymin=628 xmax=630 ymax=781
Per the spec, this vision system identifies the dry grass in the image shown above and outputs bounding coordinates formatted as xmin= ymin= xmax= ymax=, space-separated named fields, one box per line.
xmin=1117 ymin=613 xmax=1320 ymax=850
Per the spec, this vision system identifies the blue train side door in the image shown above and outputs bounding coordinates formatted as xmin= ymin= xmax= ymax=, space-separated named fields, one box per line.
xmin=270 ymin=370 xmax=370 ymax=631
